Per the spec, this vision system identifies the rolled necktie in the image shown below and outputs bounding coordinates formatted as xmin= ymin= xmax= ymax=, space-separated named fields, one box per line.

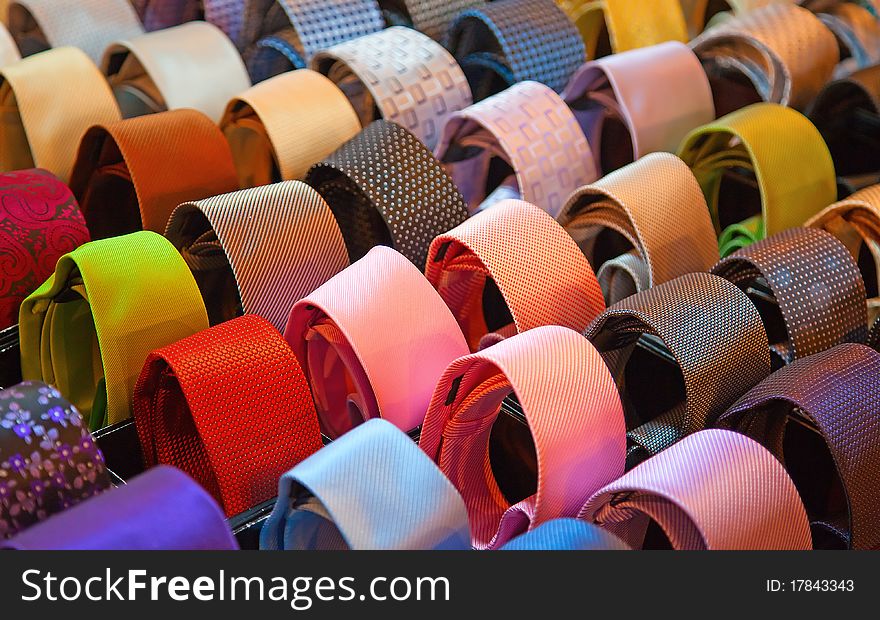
xmin=712 ymin=227 xmax=867 ymax=368
xmin=0 ymin=169 xmax=90 ymax=330
xmin=585 ymin=272 xmax=770 ymax=466
xmin=131 ymin=0 xmax=202 ymax=31
xmin=203 ymin=0 xmax=245 ymax=46
xmin=717 ymin=343 xmax=880 ymax=550
xmin=102 ymin=21 xmax=250 ymax=122
xmin=2 ymin=466 xmax=238 ymax=549
xmin=447 ymin=0 xmax=585 ymax=99
xmin=378 ymin=0 xmax=481 ymax=40
xmin=19 ymin=231 xmax=209 ymax=429
xmin=559 ymin=154 xmax=719 ymax=305
xmin=690 ymin=3 xmax=839 ymax=114
xmin=220 ymin=69 xmax=361 ymax=188
xmin=261 ymin=419 xmax=470 ymax=550
xmin=579 ymin=429 xmax=812 ymax=549
xmin=434 ymin=81 xmax=597 ymax=217
xmin=0 ymin=380 xmax=110 ymax=540
xmin=816 ymin=1 xmax=880 ymax=79
xmin=0 ymin=46 xmax=121 ymax=183
xmin=426 ymin=199 xmax=605 ymax=351
xmin=500 ymin=519 xmax=629 ymax=550
xmin=8 ymin=0 xmax=143 ymax=62
xmin=679 ymin=0 xmax=788 ymax=38
xmin=311 ymin=27 xmax=472 ymax=150
xmin=134 ymin=315 xmax=323 ymax=517
xmin=678 ymin=103 xmax=836 ymax=257
xmin=562 ymin=42 xmax=715 ymax=175
xmin=241 ymin=0 xmax=384 ymax=83
xmin=165 ymin=181 xmax=349 ymax=330
xmin=69 ymin=109 xmax=239 ymax=239
xmin=284 ymin=246 xmax=469 ymax=439
xmin=306 ymin=120 xmax=468 ymax=269
xmin=0 ymin=20 xmax=20 ymax=65
xmin=420 ymin=326 xmax=626 ymax=549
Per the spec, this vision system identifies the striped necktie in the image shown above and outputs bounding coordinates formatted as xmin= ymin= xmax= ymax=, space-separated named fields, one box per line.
xmin=501 ymin=519 xmax=629 ymax=550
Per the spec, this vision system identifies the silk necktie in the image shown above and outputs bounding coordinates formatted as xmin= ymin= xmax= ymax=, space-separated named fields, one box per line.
xmin=426 ymin=199 xmax=605 ymax=351
xmin=0 ymin=46 xmax=121 ymax=183
xmin=19 ymin=231 xmax=209 ymax=429
xmin=717 ymin=343 xmax=880 ymax=550
xmin=2 ymin=465 xmax=238 ymax=549
xmin=134 ymin=314 xmax=324 ymax=518
xmin=870 ymin=315 xmax=880 ymax=351
xmin=131 ymin=0 xmax=202 ymax=31
xmin=221 ymin=69 xmax=361 ymax=188
xmin=165 ymin=180 xmax=349 ymax=330
xmin=311 ymin=26 xmax=472 ymax=150
xmin=434 ymin=81 xmax=597 ymax=217
xmin=585 ymin=272 xmax=770 ymax=466
xmin=285 ymin=246 xmax=468 ymax=438
xmin=306 ymin=120 xmax=468 ymax=269
xmin=559 ymin=153 xmax=720 ymax=304
xmin=0 ymin=380 xmax=110 ymax=539
xmin=420 ymin=325 xmax=626 ymax=549
xmin=203 ymin=0 xmax=246 ymax=46
xmin=379 ymin=0 xmax=481 ymax=40
xmin=679 ymin=0 xmax=787 ymax=38
xmin=0 ymin=169 xmax=90 ymax=330
xmin=580 ymin=429 xmax=812 ymax=549
xmin=102 ymin=21 xmax=250 ymax=123
xmin=69 ymin=109 xmax=239 ymax=239
xmin=562 ymin=42 xmax=715 ymax=175
xmin=0 ymin=20 xmax=19 ymax=65
xmin=261 ymin=419 xmax=471 ymax=550
xmin=500 ymin=518 xmax=629 ymax=550
xmin=678 ymin=102 xmax=837 ymax=257
xmin=8 ymin=0 xmax=143 ymax=62
xmin=711 ymin=227 xmax=868 ymax=367
xmin=447 ymin=0 xmax=585 ymax=99
xmin=816 ymin=2 xmax=880 ymax=79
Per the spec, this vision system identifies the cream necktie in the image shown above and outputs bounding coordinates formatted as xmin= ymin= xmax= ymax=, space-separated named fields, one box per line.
xmin=0 ymin=20 xmax=19 ymax=65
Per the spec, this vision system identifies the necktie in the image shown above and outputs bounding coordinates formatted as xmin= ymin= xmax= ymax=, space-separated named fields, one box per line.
xmin=817 ymin=2 xmax=880 ymax=79
xmin=870 ymin=316 xmax=880 ymax=350
xmin=102 ymin=21 xmax=250 ymax=123
xmin=311 ymin=26 xmax=472 ymax=151
xmin=306 ymin=120 xmax=468 ymax=269
xmin=580 ymin=429 xmax=812 ymax=549
xmin=131 ymin=0 xmax=202 ymax=31
xmin=2 ymin=466 xmax=238 ymax=549
xmin=261 ymin=419 xmax=470 ymax=550
xmin=241 ymin=0 xmax=384 ymax=83
xmin=134 ymin=314 xmax=323 ymax=518
xmin=679 ymin=0 xmax=786 ymax=38
xmin=690 ymin=3 xmax=839 ymax=114
xmin=500 ymin=518 xmax=629 ymax=550
xmin=558 ymin=153 xmax=720 ymax=304
xmin=678 ymin=103 xmax=836 ymax=257
xmin=447 ymin=0 xmax=585 ymax=99
xmin=203 ymin=0 xmax=246 ymax=46
xmin=420 ymin=325 xmax=626 ymax=549
xmin=19 ymin=231 xmax=209 ymax=429
xmin=434 ymin=81 xmax=597 ymax=217
xmin=68 ymin=109 xmax=239 ymax=239
xmin=165 ymin=180 xmax=349 ymax=330
xmin=717 ymin=343 xmax=880 ymax=550
xmin=711 ymin=227 xmax=868 ymax=367
xmin=221 ymin=69 xmax=361 ymax=188
xmin=0 ymin=46 xmax=121 ymax=183
xmin=0 ymin=20 xmax=19 ymax=65
xmin=8 ymin=0 xmax=143 ymax=62
xmin=426 ymin=199 xmax=605 ymax=351
xmin=285 ymin=246 xmax=468 ymax=438
xmin=585 ymin=272 xmax=770 ymax=466
xmin=379 ymin=0 xmax=482 ymax=41
xmin=562 ymin=42 xmax=715 ymax=175
xmin=0 ymin=380 xmax=110 ymax=539
xmin=0 ymin=169 xmax=90 ymax=330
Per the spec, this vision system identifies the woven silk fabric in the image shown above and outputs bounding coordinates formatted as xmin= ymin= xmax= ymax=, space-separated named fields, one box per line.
xmin=134 ymin=315 xmax=323 ymax=518
xmin=817 ymin=2 xmax=880 ymax=79
xmin=0 ymin=20 xmax=20 ymax=65
xmin=0 ymin=169 xmax=90 ymax=330
xmin=284 ymin=246 xmax=469 ymax=438
xmin=311 ymin=27 xmax=472 ymax=151
xmin=379 ymin=0 xmax=482 ymax=41
xmin=679 ymin=0 xmax=785 ymax=38
xmin=0 ymin=46 xmax=122 ymax=183
xmin=580 ymin=430 xmax=812 ymax=550
xmin=69 ymin=109 xmax=239 ymax=239
xmin=420 ymin=326 xmax=626 ymax=549
xmin=203 ymin=0 xmax=246 ymax=46
xmin=19 ymin=231 xmax=209 ymax=429
xmin=0 ymin=380 xmax=110 ymax=539
xmin=585 ymin=272 xmax=770 ymax=465
xmin=306 ymin=120 xmax=468 ymax=269
xmin=165 ymin=180 xmax=349 ymax=331
xmin=131 ymin=0 xmax=202 ymax=31
xmin=261 ymin=419 xmax=471 ymax=550
xmin=221 ymin=69 xmax=361 ymax=187
xmin=501 ymin=518 xmax=629 ymax=550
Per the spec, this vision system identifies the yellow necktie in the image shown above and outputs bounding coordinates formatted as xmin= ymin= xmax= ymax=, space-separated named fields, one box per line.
xmin=0 ymin=20 xmax=19 ymax=65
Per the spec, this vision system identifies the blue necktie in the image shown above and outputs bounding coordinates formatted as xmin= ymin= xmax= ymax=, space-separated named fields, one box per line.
xmin=501 ymin=519 xmax=630 ymax=550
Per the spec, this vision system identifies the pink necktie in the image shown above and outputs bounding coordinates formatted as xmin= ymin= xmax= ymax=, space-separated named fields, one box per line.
xmin=419 ymin=325 xmax=626 ymax=549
